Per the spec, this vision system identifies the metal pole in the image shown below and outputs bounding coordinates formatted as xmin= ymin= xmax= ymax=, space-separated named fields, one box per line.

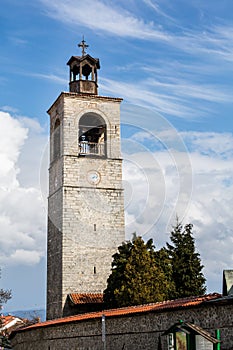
xmin=102 ymin=314 xmax=106 ymax=350
xmin=215 ymin=329 xmax=221 ymax=350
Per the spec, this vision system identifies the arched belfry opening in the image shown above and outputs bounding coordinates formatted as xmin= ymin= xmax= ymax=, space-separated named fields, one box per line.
xmin=79 ymin=113 xmax=106 ymax=157
xmin=67 ymin=38 xmax=100 ymax=94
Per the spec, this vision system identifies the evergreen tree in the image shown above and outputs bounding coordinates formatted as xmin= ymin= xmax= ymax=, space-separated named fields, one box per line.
xmin=104 ymin=236 xmax=171 ymax=308
xmin=0 ymin=268 xmax=11 ymax=310
xmin=103 ymin=239 xmax=132 ymax=308
xmin=155 ymin=247 xmax=176 ymax=300
xmin=166 ymin=219 xmax=206 ymax=298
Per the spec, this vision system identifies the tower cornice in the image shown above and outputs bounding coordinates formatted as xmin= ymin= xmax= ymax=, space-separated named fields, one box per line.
xmin=47 ymin=92 xmax=123 ymax=114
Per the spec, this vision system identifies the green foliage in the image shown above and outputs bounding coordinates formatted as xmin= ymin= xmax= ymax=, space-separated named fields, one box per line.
xmin=104 ymin=219 xmax=207 ymax=308
xmin=154 ymin=247 xmax=176 ymax=300
xmin=0 ymin=335 xmax=12 ymax=349
xmin=103 ymin=239 xmax=132 ymax=308
xmin=166 ymin=219 xmax=206 ymax=298
xmin=0 ymin=269 xmax=12 ymax=309
xmin=104 ymin=236 xmax=171 ymax=308
xmin=0 ymin=268 xmax=12 ymax=349
xmin=104 ymin=220 xmax=206 ymax=308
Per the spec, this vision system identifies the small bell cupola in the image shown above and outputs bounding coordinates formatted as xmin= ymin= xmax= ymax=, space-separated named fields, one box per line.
xmin=67 ymin=38 xmax=100 ymax=95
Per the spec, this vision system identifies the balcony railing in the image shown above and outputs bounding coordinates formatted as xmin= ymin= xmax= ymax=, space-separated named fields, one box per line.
xmin=79 ymin=141 xmax=106 ymax=156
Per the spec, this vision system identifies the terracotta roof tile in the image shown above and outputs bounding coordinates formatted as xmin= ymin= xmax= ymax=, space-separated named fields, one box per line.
xmin=0 ymin=315 xmax=15 ymax=327
xmin=12 ymin=293 xmax=222 ymax=333
xmin=69 ymin=293 xmax=103 ymax=305
xmin=0 ymin=315 xmax=25 ymax=334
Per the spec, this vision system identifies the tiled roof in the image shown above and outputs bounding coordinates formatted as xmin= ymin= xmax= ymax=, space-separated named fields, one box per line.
xmin=0 ymin=315 xmax=25 ymax=332
xmin=69 ymin=293 xmax=103 ymax=305
xmin=66 ymin=54 xmax=100 ymax=66
xmin=0 ymin=315 xmax=15 ymax=327
xmin=12 ymin=293 xmax=222 ymax=334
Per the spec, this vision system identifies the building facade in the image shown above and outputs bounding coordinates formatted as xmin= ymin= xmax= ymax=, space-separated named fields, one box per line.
xmin=47 ymin=41 xmax=125 ymax=320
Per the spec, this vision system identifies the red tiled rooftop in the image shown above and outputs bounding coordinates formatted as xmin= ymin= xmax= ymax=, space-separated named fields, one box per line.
xmin=13 ymin=293 xmax=222 ymax=333
xmin=0 ymin=315 xmax=15 ymax=327
xmin=69 ymin=293 xmax=103 ymax=305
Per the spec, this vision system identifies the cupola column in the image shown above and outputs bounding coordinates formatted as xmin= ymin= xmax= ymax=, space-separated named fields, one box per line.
xmin=79 ymin=63 xmax=83 ymax=80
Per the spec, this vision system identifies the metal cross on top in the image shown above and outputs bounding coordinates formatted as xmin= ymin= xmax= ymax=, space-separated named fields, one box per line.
xmin=78 ymin=37 xmax=89 ymax=57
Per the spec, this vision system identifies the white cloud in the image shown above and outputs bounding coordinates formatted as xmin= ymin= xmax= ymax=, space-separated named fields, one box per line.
xmin=143 ymin=0 xmax=172 ymax=20
xmin=181 ymin=131 xmax=233 ymax=158
xmin=101 ymin=78 xmax=198 ymax=119
xmin=146 ymin=78 xmax=231 ymax=103
xmin=28 ymin=73 xmax=66 ymax=85
xmin=9 ymin=249 xmax=42 ymax=265
xmin=34 ymin=1 xmax=233 ymax=126
xmin=123 ymin=148 xmax=192 ymax=240
xmin=40 ymin=0 xmax=170 ymax=40
xmin=1 ymin=107 xmax=232 ymax=292
xmin=123 ymin=128 xmax=233 ymax=292
xmin=39 ymin=0 xmax=233 ymax=66
xmin=100 ymin=77 xmax=231 ymax=120
xmin=0 ymin=106 xmax=19 ymax=114
xmin=185 ymin=24 xmax=233 ymax=62
xmin=0 ymin=112 xmax=27 ymax=189
xmin=0 ymin=111 xmax=47 ymax=266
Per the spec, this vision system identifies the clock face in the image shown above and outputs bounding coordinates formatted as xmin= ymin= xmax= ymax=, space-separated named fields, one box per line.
xmin=87 ymin=170 xmax=101 ymax=185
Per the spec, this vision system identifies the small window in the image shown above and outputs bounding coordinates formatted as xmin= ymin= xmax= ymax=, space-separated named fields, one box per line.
xmin=53 ymin=118 xmax=60 ymax=160
xmin=168 ymin=333 xmax=174 ymax=350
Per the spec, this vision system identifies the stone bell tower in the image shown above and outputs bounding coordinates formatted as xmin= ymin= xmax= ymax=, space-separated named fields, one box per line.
xmin=46 ymin=39 xmax=125 ymax=320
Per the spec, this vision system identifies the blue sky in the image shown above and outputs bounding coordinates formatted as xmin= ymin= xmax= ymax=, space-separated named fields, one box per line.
xmin=1 ymin=0 xmax=233 ymax=312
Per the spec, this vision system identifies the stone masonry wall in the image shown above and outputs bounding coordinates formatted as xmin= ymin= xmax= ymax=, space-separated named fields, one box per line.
xmin=47 ymin=93 xmax=125 ymax=319
xmin=11 ymin=302 xmax=233 ymax=350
